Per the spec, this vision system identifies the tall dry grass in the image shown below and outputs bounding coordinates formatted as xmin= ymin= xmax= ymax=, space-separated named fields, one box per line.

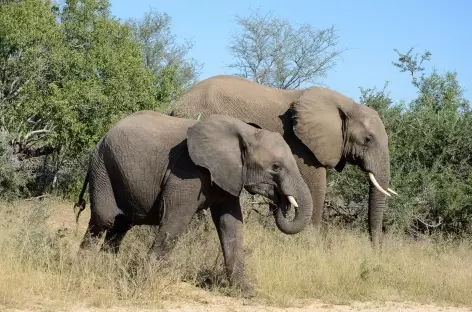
xmin=0 ymin=198 xmax=471 ymax=310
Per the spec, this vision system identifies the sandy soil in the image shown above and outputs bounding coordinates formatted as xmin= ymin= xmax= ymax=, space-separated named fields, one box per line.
xmin=2 ymin=298 xmax=471 ymax=312
xmin=2 ymin=279 xmax=470 ymax=312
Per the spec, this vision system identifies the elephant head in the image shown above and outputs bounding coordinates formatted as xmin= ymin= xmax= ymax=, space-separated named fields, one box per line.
xmin=187 ymin=114 xmax=313 ymax=234
xmin=291 ymin=87 xmax=397 ymax=243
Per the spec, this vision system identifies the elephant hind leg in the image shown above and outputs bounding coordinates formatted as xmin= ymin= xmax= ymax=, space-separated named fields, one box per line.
xmin=148 ymin=205 xmax=197 ymax=262
xmin=147 ymin=184 xmax=201 ymax=262
xmin=100 ymin=214 xmax=132 ymax=254
xmin=78 ymin=202 xmax=122 ymax=253
xmin=81 ymin=152 xmax=123 ymax=252
xmin=79 ymin=221 xmax=105 ymax=250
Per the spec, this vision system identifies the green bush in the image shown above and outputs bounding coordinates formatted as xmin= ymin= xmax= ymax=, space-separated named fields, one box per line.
xmin=325 ymin=48 xmax=472 ymax=237
xmin=0 ymin=132 xmax=31 ymax=200
xmin=0 ymin=1 xmax=198 ymax=200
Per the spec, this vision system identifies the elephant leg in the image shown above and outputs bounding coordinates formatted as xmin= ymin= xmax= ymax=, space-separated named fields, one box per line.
xmin=101 ymin=229 xmax=128 ymax=253
xmin=147 ymin=189 xmax=200 ymax=262
xmin=100 ymin=214 xmax=132 ymax=254
xmin=79 ymin=221 xmax=104 ymax=250
xmin=80 ymin=156 xmax=121 ymax=251
xmin=148 ymin=211 xmax=196 ymax=261
xmin=298 ymin=164 xmax=327 ymax=228
xmin=210 ymin=199 xmax=253 ymax=297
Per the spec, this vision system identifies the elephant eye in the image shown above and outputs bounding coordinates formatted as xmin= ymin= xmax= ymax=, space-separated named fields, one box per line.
xmin=272 ymin=163 xmax=282 ymax=172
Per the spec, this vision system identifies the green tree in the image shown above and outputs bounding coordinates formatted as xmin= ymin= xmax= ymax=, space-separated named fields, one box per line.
xmin=127 ymin=9 xmax=202 ymax=107
xmin=1 ymin=0 xmax=181 ymax=198
xmin=1 ymin=0 xmax=64 ymax=198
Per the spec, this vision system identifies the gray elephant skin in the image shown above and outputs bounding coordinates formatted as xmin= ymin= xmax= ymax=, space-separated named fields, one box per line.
xmin=171 ymin=75 xmax=398 ymax=245
xmin=73 ymin=110 xmax=313 ymax=293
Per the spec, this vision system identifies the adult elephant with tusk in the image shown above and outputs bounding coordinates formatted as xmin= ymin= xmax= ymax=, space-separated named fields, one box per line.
xmin=171 ymin=75 xmax=398 ymax=246
xmin=73 ymin=111 xmax=313 ymax=296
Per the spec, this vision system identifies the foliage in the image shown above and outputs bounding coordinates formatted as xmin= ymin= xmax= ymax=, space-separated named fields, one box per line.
xmin=126 ymin=8 xmax=202 ymax=107
xmin=0 ymin=1 xmax=196 ymax=198
xmin=226 ymin=10 xmax=345 ymax=89
xmin=0 ymin=131 xmax=30 ymax=200
xmin=325 ymin=47 xmax=472 ymax=237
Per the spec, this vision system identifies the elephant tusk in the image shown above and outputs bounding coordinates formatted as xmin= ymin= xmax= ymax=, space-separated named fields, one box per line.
xmin=287 ymin=195 xmax=299 ymax=208
xmin=387 ymin=188 xmax=398 ymax=195
xmin=368 ymin=173 xmax=391 ymax=197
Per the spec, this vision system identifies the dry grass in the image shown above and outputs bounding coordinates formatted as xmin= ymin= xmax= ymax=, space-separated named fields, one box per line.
xmin=0 ymin=198 xmax=471 ymax=310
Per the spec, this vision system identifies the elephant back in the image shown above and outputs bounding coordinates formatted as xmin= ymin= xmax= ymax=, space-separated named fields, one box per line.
xmin=172 ymin=75 xmax=303 ymax=132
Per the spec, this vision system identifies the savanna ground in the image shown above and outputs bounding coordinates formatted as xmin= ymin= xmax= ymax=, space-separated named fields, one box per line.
xmin=1 ymin=197 xmax=471 ymax=312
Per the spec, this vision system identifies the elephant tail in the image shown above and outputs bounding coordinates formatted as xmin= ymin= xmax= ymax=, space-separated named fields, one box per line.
xmin=73 ymin=169 xmax=89 ymax=224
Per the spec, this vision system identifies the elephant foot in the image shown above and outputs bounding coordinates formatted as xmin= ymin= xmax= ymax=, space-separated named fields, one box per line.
xmin=147 ymin=250 xmax=164 ymax=264
xmin=76 ymin=246 xmax=95 ymax=259
xmin=229 ymin=278 xmax=256 ymax=298
xmin=147 ymin=246 xmax=173 ymax=269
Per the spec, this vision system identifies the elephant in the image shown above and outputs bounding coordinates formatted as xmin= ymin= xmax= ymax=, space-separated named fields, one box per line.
xmin=73 ymin=110 xmax=313 ymax=295
xmin=170 ymin=75 xmax=398 ymax=246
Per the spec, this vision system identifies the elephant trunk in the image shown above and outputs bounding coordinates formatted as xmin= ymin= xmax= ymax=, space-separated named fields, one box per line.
xmin=367 ymin=163 xmax=390 ymax=246
xmin=274 ymin=178 xmax=313 ymax=235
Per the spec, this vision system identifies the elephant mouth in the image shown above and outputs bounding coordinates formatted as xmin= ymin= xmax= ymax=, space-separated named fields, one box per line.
xmin=244 ymin=183 xmax=298 ymax=214
xmin=352 ymin=158 xmax=398 ymax=197
xmin=246 ymin=182 xmax=307 ymax=235
xmin=274 ymin=188 xmax=298 ymax=218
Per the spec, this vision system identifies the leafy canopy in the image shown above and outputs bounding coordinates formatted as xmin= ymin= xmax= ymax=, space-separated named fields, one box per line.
xmin=0 ymin=0 xmax=196 ymax=197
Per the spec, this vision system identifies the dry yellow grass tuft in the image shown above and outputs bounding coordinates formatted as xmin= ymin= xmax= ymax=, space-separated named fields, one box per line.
xmin=0 ymin=198 xmax=471 ymax=311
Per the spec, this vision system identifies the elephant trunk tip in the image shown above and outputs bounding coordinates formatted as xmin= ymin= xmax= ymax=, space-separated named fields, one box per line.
xmin=274 ymin=192 xmax=313 ymax=235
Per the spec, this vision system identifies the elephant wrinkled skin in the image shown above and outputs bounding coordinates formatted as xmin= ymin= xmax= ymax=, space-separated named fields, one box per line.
xmin=73 ymin=111 xmax=313 ymax=295
xmin=171 ymin=75 xmax=397 ymax=245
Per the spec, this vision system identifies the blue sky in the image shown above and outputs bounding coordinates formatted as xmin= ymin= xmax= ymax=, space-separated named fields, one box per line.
xmin=110 ymin=0 xmax=471 ymax=104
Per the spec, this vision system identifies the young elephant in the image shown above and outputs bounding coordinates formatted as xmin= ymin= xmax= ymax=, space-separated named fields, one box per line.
xmin=73 ymin=111 xmax=313 ymax=294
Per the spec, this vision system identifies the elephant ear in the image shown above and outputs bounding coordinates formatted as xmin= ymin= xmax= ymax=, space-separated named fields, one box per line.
xmin=187 ymin=114 xmax=250 ymax=197
xmin=291 ymin=87 xmax=349 ymax=169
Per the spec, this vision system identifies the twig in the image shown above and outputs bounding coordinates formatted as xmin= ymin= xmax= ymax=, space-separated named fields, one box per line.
xmin=415 ymin=216 xmax=443 ymax=228
xmin=24 ymin=129 xmax=51 ymax=141
xmin=25 ymin=194 xmax=48 ymax=201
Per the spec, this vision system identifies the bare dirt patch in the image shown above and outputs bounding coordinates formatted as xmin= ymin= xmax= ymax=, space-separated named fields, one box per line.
xmin=2 ymin=298 xmax=471 ymax=312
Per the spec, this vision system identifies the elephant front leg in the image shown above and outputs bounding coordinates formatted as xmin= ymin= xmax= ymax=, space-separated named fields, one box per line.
xmin=210 ymin=200 xmax=254 ymax=298
xmin=298 ymin=163 xmax=327 ymax=229
xmin=311 ymin=167 xmax=327 ymax=228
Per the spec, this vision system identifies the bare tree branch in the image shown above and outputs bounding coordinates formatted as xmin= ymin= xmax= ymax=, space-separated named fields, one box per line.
xmin=227 ymin=10 xmax=347 ymax=89
xmin=415 ymin=216 xmax=443 ymax=229
xmin=23 ymin=129 xmax=51 ymax=141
